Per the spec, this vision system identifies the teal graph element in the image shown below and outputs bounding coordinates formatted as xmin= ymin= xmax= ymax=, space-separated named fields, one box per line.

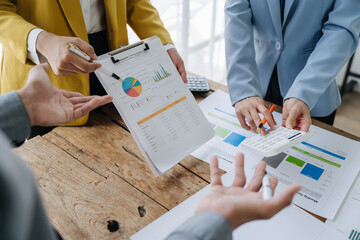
xmin=153 ymin=64 xmax=172 ymax=82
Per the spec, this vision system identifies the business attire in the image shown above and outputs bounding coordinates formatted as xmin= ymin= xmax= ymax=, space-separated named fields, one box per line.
xmin=0 ymin=91 xmax=233 ymax=239
xmin=0 ymin=0 xmax=173 ymax=126
xmin=0 ymin=91 xmax=57 ymax=240
xmin=165 ymin=212 xmax=232 ymax=240
xmin=225 ymin=0 xmax=360 ymax=123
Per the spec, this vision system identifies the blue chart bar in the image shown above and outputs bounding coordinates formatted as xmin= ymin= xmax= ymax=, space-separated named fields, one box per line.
xmin=214 ymin=107 xmax=237 ymax=118
xmin=300 ymin=163 xmax=324 ymax=181
xmin=301 ymin=142 xmax=345 ymax=160
xmin=224 ymin=132 xmax=246 ymax=147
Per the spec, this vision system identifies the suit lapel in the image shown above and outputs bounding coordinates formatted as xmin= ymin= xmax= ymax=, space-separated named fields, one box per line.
xmin=266 ymin=0 xmax=282 ymax=39
xmin=282 ymin=0 xmax=295 ymax=28
xmin=58 ymin=0 xmax=88 ymax=41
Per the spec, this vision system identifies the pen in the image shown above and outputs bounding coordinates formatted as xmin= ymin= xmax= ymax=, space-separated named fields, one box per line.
xmin=97 ymin=67 xmax=123 ymax=82
xmin=257 ymin=104 xmax=276 ymax=131
xmin=66 ymin=43 xmax=92 ymax=61
xmin=66 ymin=42 xmax=122 ymax=82
xmin=262 ymin=171 xmax=273 ymax=200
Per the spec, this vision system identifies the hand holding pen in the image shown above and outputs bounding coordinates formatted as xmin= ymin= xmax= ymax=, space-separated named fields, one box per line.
xmin=234 ymin=97 xmax=277 ymax=135
xmin=195 ymin=153 xmax=301 ymax=229
xmin=257 ymin=104 xmax=276 ymax=135
xmin=67 ymin=42 xmax=123 ymax=82
xmin=36 ymin=31 xmax=102 ymax=75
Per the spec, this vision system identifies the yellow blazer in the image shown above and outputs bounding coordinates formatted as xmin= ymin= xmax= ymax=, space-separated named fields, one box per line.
xmin=0 ymin=0 xmax=173 ymax=125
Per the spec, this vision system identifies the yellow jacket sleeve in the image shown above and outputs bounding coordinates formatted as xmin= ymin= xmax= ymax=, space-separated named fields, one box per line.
xmin=0 ymin=1 xmax=37 ymax=64
xmin=126 ymin=0 xmax=173 ymax=45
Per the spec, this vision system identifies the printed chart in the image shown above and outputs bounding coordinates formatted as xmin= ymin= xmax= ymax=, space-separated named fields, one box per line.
xmin=153 ymin=64 xmax=172 ymax=82
xmin=192 ymin=90 xmax=360 ymax=219
xmin=95 ymin=37 xmax=214 ymax=175
xmin=122 ymin=77 xmax=142 ymax=97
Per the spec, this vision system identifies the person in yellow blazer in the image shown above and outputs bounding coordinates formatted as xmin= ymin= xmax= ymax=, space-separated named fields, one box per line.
xmin=0 ymin=0 xmax=186 ymax=126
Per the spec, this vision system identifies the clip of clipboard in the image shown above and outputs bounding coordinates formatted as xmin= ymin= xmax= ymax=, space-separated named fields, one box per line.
xmin=109 ymin=41 xmax=150 ymax=64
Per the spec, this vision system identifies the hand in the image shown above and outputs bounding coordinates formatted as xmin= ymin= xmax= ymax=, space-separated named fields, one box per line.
xmin=195 ymin=153 xmax=301 ymax=230
xmin=36 ymin=31 xmax=102 ymax=75
xmin=282 ymin=98 xmax=311 ymax=131
xmin=234 ymin=97 xmax=276 ymax=135
xmin=167 ymin=48 xmax=187 ymax=83
xmin=17 ymin=64 xmax=113 ymax=126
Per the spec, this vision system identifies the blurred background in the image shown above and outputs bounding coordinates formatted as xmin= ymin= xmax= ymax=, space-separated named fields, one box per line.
xmin=0 ymin=0 xmax=359 ymax=135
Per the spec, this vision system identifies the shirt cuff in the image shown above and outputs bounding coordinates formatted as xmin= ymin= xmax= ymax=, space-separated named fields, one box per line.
xmin=164 ymin=43 xmax=175 ymax=51
xmin=27 ymin=28 xmax=45 ymax=65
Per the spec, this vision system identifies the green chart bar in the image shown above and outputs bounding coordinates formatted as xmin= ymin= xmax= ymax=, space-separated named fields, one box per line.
xmin=208 ymin=112 xmax=242 ymax=128
xmin=291 ymin=146 xmax=341 ymax=168
xmin=349 ymin=230 xmax=360 ymax=240
xmin=214 ymin=126 xmax=231 ymax=138
xmin=286 ymin=155 xmax=305 ymax=167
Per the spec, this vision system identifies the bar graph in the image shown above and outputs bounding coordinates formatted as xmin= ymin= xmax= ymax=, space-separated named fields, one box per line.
xmin=300 ymin=163 xmax=324 ymax=181
xmin=349 ymin=229 xmax=360 ymax=240
xmin=153 ymin=64 xmax=172 ymax=82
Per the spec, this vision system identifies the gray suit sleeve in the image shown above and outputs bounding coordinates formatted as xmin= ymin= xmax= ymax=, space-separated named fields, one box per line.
xmin=165 ymin=212 xmax=233 ymax=240
xmin=0 ymin=91 xmax=31 ymax=144
xmin=0 ymin=131 xmax=57 ymax=240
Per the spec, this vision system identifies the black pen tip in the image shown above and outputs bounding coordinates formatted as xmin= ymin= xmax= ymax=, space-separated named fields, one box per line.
xmin=112 ymin=73 xmax=120 ymax=80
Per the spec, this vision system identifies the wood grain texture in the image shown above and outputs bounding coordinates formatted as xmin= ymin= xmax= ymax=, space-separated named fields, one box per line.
xmin=15 ymin=136 xmax=167 ymax=239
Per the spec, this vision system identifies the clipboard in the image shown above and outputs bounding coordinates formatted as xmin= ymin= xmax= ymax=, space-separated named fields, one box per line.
xmin=94 ymin=36 xmax=214 ymax=176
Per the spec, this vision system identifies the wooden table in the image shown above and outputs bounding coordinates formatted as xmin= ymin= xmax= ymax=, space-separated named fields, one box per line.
xmin=15 ymin=80 xmax=360 ymax=240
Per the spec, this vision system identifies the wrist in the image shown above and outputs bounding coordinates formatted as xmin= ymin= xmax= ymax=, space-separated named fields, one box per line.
xmin=285 ymin=97 xmax=310 ymax=110
xmin=17 ymin=88 xmax=36 ymax=126
xmin=36 ymin=31 xmax=55 ymax=57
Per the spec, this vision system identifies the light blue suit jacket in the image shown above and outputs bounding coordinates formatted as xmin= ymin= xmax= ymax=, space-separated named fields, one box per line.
xmin=225 ymin=0 xmax=360 ymax=117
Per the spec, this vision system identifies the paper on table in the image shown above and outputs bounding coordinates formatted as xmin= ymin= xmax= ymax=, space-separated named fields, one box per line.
xmin=131 ymin=165 xmax=346 ymax=240
xmin=191 ymin=90 xmax=360 ymax=219
xmin=326 ymin=165 xmax=360 ymax=239
xmin=241 ymin=125 xmax=315 ymax=157
xmin=95 ymin=37 xmax=214 ymax=176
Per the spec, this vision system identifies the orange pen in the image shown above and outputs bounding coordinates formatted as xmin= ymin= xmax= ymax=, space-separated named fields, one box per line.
xmin=257 ymin=104 xmax=276 ymax=131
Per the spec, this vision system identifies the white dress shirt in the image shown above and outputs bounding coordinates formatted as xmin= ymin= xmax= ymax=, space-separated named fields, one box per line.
xmin=27 ymin=0 xmax=174 ymax=64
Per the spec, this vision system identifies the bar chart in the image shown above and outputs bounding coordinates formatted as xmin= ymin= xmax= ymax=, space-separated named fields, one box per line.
xmin=153 ymin=64 xmax=172 ymax=82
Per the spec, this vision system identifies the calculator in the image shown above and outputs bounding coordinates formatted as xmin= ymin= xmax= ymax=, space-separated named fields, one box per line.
xmin=186 ymin=75 xmax=210 ymax=93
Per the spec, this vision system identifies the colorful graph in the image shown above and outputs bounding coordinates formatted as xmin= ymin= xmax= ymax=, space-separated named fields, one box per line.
xmin=122 ymin=77 xmax=142 ymax=97
xmin=153 ymin=64 xmax=172 ymax=82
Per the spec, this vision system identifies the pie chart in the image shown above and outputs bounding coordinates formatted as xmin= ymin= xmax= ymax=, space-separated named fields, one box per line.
xmin=122 ymin=77 xmax=142 ymax=97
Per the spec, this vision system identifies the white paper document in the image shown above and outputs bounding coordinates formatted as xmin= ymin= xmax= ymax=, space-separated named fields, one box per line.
xmin=241 ymin=125 xmax=315 ymax=157
xmin=131 ymin=167 xmax=346 ymax=240
xmin=326 ymin=169 xmax=360 ymax=239
xmin=95 ymin=37 xmax=214 ymax=176
xmin=191 ymin=90 xmax=360 ymax=219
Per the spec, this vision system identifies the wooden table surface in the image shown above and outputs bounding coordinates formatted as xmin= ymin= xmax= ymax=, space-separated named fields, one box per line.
xmin=15 ymin=80 xmax=360 ymax=240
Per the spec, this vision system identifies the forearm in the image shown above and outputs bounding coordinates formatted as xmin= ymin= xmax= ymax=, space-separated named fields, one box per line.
xmin=0 ymin=91 xmax=31 ymax=145
xmin=225 ymin=0 xmax=261 ymax=106
xmin=285 ymin=0 xmax=360 ymax=110
xmin=165 ymin=212 xmax=232 ymax=240
xmin=126 ymin=0 xmax=173 ymax=45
